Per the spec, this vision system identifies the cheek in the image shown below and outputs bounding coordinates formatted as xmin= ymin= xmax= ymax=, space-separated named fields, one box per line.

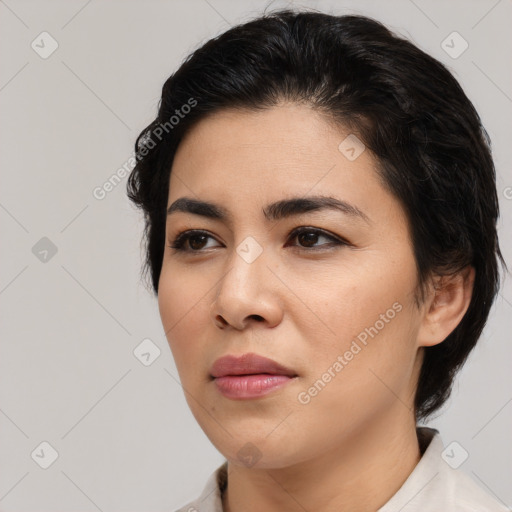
xmin=311 ymin=260 xmax=413 ymax=349
xmin=293 ymin=310 xmax=418 ymax=438
xmin=297 ymin=254 xmax=419 ymax=399
xmin=158 ymin=267 xmax=212 ymax=371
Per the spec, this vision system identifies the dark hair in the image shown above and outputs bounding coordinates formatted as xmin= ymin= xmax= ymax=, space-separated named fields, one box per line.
xmin=126 ymin=8 xmax=507 ymax=421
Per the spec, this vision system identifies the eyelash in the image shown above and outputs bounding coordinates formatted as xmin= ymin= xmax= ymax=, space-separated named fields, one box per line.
xmin=168 ymin=227 xmax=349 ymax=254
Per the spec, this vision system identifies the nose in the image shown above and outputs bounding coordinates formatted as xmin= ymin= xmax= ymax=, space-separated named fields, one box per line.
xmin=210 ymin=248 xmax=283 ymax=331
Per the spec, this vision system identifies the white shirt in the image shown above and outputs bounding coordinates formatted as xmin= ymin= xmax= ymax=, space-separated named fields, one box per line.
xmin=174 ymin=427 xmax=510 ymax=511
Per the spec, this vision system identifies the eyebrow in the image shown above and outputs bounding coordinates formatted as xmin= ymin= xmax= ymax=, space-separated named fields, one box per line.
xmin=167 ymin=195 xmax=371 ymax=225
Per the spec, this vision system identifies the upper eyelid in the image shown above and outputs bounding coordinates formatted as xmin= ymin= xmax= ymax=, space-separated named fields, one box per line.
xmin=287 ymin=227 xmax=343 ymax=243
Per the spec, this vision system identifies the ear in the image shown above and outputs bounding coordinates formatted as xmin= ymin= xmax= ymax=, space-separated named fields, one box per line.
xmin=416 ymin=266 xmax=475 ymax=348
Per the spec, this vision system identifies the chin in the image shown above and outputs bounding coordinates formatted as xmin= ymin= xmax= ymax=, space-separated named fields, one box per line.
xmin=204 ymin=428 xmax=307 ymax=470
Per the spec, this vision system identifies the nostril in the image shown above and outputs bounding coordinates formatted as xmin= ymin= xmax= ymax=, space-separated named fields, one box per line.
xmin=215 ymin=315 xmax=228 ymax=328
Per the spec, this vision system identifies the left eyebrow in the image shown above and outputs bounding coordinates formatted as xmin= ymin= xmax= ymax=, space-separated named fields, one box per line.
xmin=166 ymin=195 xmax=372 ymax=225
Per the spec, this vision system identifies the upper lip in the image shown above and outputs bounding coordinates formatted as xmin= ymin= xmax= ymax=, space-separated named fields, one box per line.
xmin=210 ymin=352 xmax=297 ymax=378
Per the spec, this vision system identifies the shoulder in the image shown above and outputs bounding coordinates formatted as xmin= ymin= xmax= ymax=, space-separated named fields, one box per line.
xmin=446 ymin=466 xmax=510 ymax=512
xmin=379 ymin=427 xmax=510 ymax=512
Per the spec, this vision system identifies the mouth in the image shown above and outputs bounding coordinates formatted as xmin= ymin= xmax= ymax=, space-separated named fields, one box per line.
xmin=210 ymin=352 xmax=298 ymax=400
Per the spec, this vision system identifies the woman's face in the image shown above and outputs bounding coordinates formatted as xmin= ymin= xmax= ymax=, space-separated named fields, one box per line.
xmin=158 ymin=103 xmax=427 ymax=468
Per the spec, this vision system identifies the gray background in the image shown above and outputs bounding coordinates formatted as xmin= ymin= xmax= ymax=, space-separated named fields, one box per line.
xmin=0 ymin=0 xmax=510 ymax=510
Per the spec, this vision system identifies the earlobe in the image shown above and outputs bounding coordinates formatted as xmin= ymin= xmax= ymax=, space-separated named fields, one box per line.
xmin=416 ymin=266 xmax=475 ymax=348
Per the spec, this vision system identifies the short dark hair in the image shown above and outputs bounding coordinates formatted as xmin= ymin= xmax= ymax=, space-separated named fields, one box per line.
xmin=126 ymin=8 xmax=507 ymax=421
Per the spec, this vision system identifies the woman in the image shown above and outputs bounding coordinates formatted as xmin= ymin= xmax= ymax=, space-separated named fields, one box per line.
xmin=126 ymin=9 xmax=509 ymax=512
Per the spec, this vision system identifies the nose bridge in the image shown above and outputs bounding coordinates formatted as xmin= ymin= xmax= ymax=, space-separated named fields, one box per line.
xmin=212 ymin=234 xmax=281 ymax=329
xmin=221 ymin=235 xmax=268 ymax=297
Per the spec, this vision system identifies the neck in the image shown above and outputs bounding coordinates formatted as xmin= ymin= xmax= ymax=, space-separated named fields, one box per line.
xmin=223 ymin=408 xmax=421 ymax=512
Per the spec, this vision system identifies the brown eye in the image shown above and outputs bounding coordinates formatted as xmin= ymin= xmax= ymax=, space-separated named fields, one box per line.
xmin=288 ymin=227 xmax=347 ymax=250
xmin=168 ymin=230 xmax=219 ymax=252
xmin=188 ymin=234 xmax=209 ymax=250
xmin=297 ymin=231 xmax=321 ymax=248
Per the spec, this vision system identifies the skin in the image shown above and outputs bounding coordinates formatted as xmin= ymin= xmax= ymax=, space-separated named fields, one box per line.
xmin=158 ymin=103 xmax=475 ymax=512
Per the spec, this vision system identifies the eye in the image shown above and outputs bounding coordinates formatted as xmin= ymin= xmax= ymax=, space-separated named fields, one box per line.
xmin=168 ymin=230 xmax=221 ymax=252
xmin=168 ymin=227 xmax=348 ymax=254
xmin=287 ymin=227 xmax=348 ymax=250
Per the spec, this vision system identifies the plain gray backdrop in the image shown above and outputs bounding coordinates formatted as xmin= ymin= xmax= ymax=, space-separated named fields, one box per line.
xmin=1 ymin=0 xmax=511 ymax=510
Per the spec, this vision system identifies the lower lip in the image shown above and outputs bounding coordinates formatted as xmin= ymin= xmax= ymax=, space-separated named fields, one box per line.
xmin=213 ymin=374 xmax=295 ymax=399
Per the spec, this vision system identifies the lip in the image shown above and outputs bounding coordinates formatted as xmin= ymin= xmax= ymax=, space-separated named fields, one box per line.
xmin=210 ymin=353 xmax=298 ymax=400
xmin=211 ymin=352 xmax=297 ymax=378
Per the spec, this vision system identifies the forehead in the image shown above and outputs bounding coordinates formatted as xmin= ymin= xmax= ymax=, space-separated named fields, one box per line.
xmin=167 ymin=103 xmax=406 ymax=229
xmin=174 ymin=103 xmax=340 ymax=164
